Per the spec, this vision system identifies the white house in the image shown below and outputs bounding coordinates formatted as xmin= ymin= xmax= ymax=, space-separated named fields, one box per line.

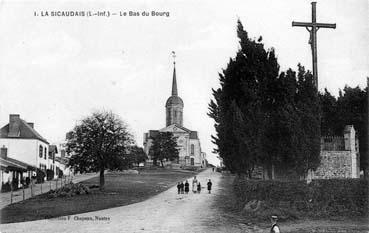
xmin=50 ymin=142 xmax=72 ymax=178
xmin=0 ymin=114 xmax=49 ymax=188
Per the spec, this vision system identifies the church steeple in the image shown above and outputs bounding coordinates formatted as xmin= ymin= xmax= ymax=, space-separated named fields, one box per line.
xmin=165 ymin=51 xmax=184 ymax=127
xmin=172 ymin=62 xmax=178 ymax=96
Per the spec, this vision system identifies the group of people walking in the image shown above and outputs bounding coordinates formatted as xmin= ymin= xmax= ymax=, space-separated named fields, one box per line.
xmin=177 ymin=176 xmax=212 ymax=194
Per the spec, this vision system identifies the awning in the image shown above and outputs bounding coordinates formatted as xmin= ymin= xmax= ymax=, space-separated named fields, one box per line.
xmin=0 ymin=157 xmax=37 ymax=172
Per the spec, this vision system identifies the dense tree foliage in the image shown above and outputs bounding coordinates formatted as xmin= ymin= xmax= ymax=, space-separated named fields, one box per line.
xmin=149 ymin=132 xmax=179 ymax=167
xmin=208 ymin=20 xmax=321 ymax=178
xmin=66 ymin=111 xmax=133 ymax=190
xmin=127 ymin=145 xmax=148 ymax=167
xmin=320 ymin=86 xmax=368 ymax=176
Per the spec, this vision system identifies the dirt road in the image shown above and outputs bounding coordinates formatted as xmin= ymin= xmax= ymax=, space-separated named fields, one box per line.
xmin=0 ymin=169 xmax=250 ymax=233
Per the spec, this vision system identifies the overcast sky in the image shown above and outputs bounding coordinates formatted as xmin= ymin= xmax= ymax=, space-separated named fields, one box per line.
xmin=0 ymin=0 xmax=368 ymax=165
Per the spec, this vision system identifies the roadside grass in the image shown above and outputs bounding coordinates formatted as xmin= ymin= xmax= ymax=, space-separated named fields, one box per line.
xmin=211 ymin=174 xmax=369 ymax=233
xmin=1 ymin=168 xmax=200 ymax=224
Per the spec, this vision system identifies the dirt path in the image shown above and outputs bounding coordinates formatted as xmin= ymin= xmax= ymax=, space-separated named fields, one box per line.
xmin=0 ymin=169 xmax=245 ymax=233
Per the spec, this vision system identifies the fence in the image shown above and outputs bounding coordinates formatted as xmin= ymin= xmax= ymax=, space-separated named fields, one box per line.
xmin=5 ymin=175 xmax=73 ymax=207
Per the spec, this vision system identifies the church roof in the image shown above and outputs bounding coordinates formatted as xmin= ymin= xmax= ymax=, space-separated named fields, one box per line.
xmin=172 ymin=64 xmax=178 ymax=96
xmin=165 ymin=96 xmax=184 ymax=107
xmin=189 ymin=131 xmax=198 ymax=139
xmin=165 ymin=60 xmax=184 ymax=107
xmin=148 ymin=130 xmax=159 ymax=139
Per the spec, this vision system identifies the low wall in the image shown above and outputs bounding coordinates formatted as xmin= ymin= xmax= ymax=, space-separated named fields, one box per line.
xmin=312 ymin=151 xmax=354 ymax=179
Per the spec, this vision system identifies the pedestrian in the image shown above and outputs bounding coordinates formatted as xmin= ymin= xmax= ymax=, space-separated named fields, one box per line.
xmin=270 ymin=215 xmax=280 ymax=233
xmin=180 ymin=182 xmax=184 ymax=194
xmin=207 ymin=179 xmax=212 ymax=194
xmin=177 ymin=182 xmax=181 ymax=194
xmin=212 ymin=167 xmax=214 ymax=172
xmin=197 ymin=182 xmax=201 ymax=193
xmin=192 ymin=176 xmax=198 ymax=193
xmin=184 ymin=180 xmax=189 ymax=194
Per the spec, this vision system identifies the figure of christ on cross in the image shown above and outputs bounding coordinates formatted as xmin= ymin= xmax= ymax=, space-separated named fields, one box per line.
xmin=292 ymin=2 xmax=336 ymax=90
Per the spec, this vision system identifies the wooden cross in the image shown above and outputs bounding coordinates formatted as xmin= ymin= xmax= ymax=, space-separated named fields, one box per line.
xmin=292 ymin=2 xmax=336 ymax=89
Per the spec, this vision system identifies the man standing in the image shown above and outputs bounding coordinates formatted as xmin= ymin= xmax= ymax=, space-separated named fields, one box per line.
xmin=270 ymin=215 xmax=280 ymax=233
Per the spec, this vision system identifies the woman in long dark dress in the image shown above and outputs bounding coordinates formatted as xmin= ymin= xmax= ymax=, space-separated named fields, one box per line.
xmin=207 ymin=179 xmax=212 ymax=194
xmin=177 ymin=182 xmax=181 ymax=194
xmin=180 ymin=182 xmax=184 ymax=194
xmin=184 ymin=180 xmax=189 ymax=194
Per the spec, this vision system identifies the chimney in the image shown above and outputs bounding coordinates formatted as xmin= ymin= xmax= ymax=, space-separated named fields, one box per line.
xmin=28 ymin=122 xmax=34 ymax=128
xmin=8 ymin=114 xmax=20 ymax=137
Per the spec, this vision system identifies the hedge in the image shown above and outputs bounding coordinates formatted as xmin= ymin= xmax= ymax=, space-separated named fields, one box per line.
xmin=234 ymin=177 xmax=369 ymax=217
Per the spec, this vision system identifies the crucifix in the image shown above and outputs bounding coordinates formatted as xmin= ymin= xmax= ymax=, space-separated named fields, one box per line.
xmin=292 ymin=2 xmax=336 ymax=89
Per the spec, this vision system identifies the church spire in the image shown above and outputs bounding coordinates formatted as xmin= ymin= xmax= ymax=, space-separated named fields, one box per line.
xmin=171 ymin=51 xmax=178 ymax=96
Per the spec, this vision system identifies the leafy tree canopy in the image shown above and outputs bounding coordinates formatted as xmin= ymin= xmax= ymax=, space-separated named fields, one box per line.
xmin=66 ymin=110 xmax=133 ymax=190
xmin=149 ymin=132 xmax=179 ymax=167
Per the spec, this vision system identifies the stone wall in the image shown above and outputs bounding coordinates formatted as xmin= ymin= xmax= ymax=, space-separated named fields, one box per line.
xmin=311 ymin=151 xmax=353 ymax=179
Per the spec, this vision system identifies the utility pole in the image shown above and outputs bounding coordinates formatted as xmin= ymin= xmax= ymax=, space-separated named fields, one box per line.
xmin=292 ymin=2 xmax=336 ymax=89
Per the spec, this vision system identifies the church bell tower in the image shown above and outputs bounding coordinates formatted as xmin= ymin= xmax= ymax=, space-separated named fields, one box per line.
xmin=165 ymin=52 xmax=184 ymax=127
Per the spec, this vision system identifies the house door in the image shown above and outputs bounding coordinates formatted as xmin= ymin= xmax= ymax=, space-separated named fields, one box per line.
xmin=191 ymin=158 xmax=194 ymax=166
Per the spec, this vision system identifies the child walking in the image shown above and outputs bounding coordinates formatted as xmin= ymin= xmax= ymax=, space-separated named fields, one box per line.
xmin=197 ymin=182 xmax=201 ymax=193
xmin=184 ymin=180 xmax=189 ymax=194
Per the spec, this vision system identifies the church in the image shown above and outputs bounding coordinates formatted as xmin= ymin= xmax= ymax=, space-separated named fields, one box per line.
xmin=143 ymin=58 xmax=206 ymax=167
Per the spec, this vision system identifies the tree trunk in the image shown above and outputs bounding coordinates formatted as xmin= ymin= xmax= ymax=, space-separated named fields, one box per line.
xmin=99 ymin=167 xmax=105 ymax=191
xmin=161 ymin=160 xmax=164 ymax=167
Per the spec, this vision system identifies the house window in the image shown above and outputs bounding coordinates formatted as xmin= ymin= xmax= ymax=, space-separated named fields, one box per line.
xmin=44 ymin=147 xmax=47 ymax=159
xmin=191 ymin=144 xmax=194 ymax=155
xmin=0 ymin=146 xmax=7 ymax=159
xmin=39 ymin=145 xmax=43 ymax=158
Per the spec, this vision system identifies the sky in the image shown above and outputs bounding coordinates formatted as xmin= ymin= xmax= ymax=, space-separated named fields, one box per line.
xmin=0 ymin=0 xmax=368 ymax=166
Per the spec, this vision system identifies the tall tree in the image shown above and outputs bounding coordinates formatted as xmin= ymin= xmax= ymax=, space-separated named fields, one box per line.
xmin=209 ymin=20 xmax=320 ymax=178
xmin=149 ymin=132 xmax=179 ymax=167
xmin=66 ymin=111 xmax=133 ymax=190
xmin=319 ymin=88 xmax=339 ymax=136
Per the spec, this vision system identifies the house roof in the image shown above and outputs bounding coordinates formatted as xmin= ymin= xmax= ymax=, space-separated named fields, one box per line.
xmin=0 ymin=157 xmax=37 ymax=172
xmin=0 ymin=119 xmax=49 ymax=144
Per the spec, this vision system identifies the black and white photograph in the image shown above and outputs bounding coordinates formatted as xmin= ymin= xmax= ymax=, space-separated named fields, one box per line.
xmin=0 ymin=0 xmax=368 ymax=232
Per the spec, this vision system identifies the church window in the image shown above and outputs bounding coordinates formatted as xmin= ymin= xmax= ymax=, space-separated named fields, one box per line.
xmin=39 ymin=145 xmax=43 ymax=158
xmin=191 ymin=144 xmax=194 ymax=155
